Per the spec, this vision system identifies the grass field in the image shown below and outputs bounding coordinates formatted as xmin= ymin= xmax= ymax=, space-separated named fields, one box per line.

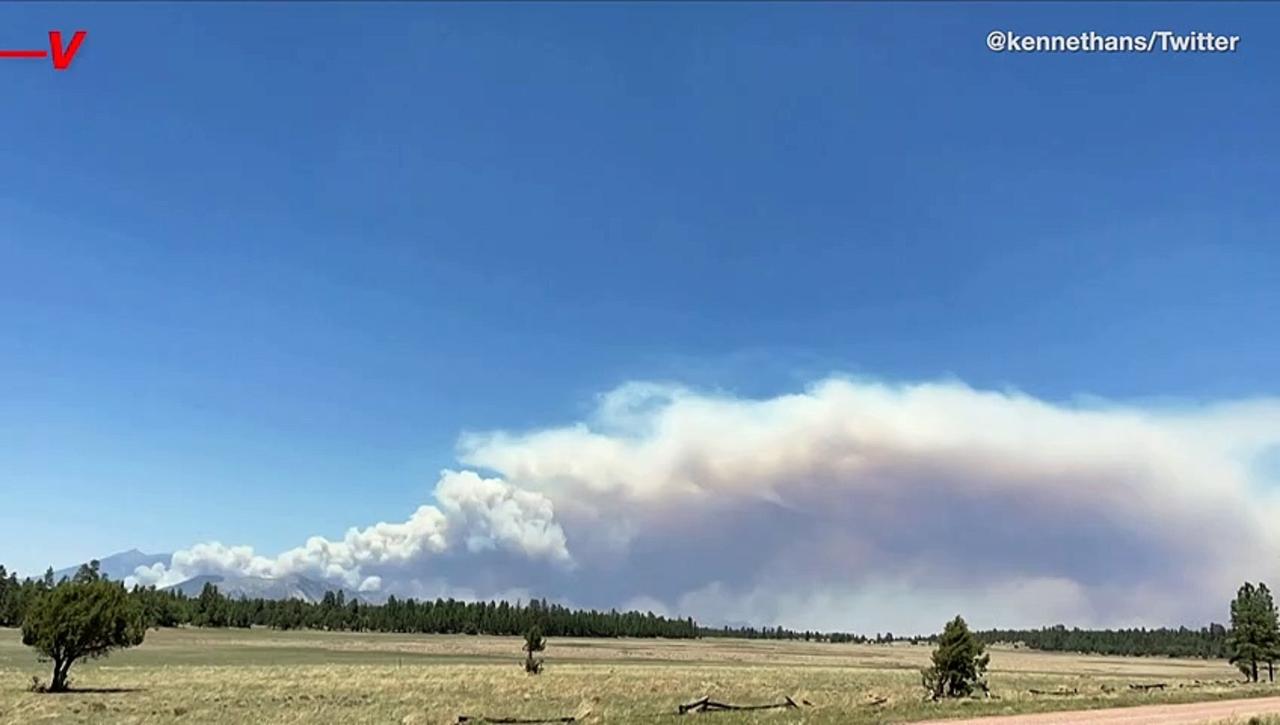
xmin=1 ymin=627 xmax=1276 ymax=724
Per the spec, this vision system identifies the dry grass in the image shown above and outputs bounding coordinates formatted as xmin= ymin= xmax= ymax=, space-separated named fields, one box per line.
xmin=1 ymin=627 xmax=1276 ymax=724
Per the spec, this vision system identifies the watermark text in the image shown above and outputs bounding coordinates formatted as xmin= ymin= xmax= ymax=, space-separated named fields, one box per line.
xmin=987 ymin=31 xmax=1240 ymax=54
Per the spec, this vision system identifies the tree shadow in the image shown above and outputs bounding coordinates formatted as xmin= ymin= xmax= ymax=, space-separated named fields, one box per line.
xmin=45 ymin=687 xmax=144 ymax=694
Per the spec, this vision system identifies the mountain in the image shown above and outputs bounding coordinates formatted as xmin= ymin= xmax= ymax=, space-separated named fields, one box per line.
xmin=164 ymin=573 xmax=377 ymax=604
xmin=53 ymin=548 xmax=171 ymax=582
xmin=50 ymin=550 xmax=377 ymax=604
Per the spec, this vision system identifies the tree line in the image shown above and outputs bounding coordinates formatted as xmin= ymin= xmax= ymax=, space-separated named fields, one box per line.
xmin=3 ymin=560 xmax=1278 ymax=675
xmin=178 ymin=582 xmax=700 ymax=638
xmin=699 ymin=624 xmax=914 ymax=644
xmin=0 ymin=561 xmax=699 ymax=639
xmin=701 ymin=621 xmax=1244 ymax=661
xmin=972 ymin=624 xmax=1232 ymax=659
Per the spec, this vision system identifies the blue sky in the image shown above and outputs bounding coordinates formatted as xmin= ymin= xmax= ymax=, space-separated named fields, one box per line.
xmin=2 ymin=3 xmax=1279 ymax=585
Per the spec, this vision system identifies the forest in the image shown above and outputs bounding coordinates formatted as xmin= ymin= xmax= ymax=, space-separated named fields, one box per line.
xmin=0 ymin=562 xmax=699 ymax=638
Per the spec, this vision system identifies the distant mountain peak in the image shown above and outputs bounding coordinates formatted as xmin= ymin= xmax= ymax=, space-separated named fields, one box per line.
xmin=53 ymin=549 xmax=171 ymax=582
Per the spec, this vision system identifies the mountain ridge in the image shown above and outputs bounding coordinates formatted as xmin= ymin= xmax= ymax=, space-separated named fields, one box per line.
xmin=53 ymin=548 xmax=171 ymax=582
xmin=53 ymin=550 xmax=377 ymax=605
xmin=163 ymin=573 xmax=380 ymax=604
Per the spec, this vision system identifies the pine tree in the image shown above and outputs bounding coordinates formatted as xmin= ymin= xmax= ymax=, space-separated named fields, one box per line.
xmin=72 ymin=560 xmax=102 ymax=584
xmin=523 ymin=625 xmax=546 ymax=674
xmin=1229 ymin=582 xmax=1270 ymax=682
xmin=922 ymin=615 xmax=989 ymax=700
xmin=1256 ymin=583 xmax=1280 ymax=683
xmin=195 ymin=582 xmax=228 ymax=628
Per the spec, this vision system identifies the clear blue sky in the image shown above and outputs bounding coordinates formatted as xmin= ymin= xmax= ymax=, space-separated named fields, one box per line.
xmin=2 ymin=3 xmax=1277 ymax=575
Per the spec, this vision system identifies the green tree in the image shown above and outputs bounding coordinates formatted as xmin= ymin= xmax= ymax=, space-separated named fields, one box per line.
xmin=1265 ymin=584 xmax=1280 ymax=683
xmin=1228 ymin=582 xmax=1278 ymax=682
xmin=194 ymin=582 xmax=229 ymax=627
xmin=21 ymin=579 xmax=146 ymax=692
xmin=523 ymin=625 xmax=546 ymax=674
xmin=72 ymin=560 xmax=101 ymax=584
xmin=0 ymin=566 xmax=20 ymax=627
xmin=922 ymin=615 xmax=989 ymax=700
xmin=1252 ymin=583 xmax=1280 ymax=682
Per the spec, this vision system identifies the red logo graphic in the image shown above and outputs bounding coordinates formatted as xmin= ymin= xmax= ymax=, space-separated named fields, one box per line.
xmin=0 ymin=31 xmax=87 ymax=71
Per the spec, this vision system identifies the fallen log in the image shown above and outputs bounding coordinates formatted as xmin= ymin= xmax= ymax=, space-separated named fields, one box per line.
xmin=1128 ymin=683 xmax=1167 ymax=692
xmin=865 ymin=696 xmax=889 ymax=707
xmin=1028 ymin=688 xmax=1078 ymax=696
xmin=456 ymin=716 xmax=576 ymax=724
xmin=677 ymin=695 xmax=800 ymax=714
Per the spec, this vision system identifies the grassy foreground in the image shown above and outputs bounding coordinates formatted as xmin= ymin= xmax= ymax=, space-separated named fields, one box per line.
xmin=1 ymin=627 xmax=1276 ymax=724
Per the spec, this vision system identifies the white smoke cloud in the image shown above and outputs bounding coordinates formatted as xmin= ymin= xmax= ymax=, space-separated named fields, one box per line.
xmin=130 ymin=470 xmax=570 ymax=590
xmin=134 ymin=377 xmax=1280 ymax=633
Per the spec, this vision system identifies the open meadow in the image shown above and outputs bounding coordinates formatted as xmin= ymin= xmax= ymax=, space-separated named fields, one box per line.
xmin=1 ymin=627 xmax=1277 ymax=724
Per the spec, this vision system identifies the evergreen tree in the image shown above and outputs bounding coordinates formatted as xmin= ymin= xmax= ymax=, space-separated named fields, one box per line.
xmin=1255 ymin=583 xmax=1280 ymax=682
xmin=922 ymin=615 xmax=989 ymax=700
xmin=523 ymin=625 xmax=546 ymax=674
xmin=72 ymin=560 xmax=102 ymax=584
xmin=0 ymin=567 xmax=21 ymax=627
xmin=1228 ymin=582 xmax=1277 ymax=682
xmin=194 ymin=582 xmax=228 ymax=627
xmin=21 ymin=578 xmax=146 ymax=692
